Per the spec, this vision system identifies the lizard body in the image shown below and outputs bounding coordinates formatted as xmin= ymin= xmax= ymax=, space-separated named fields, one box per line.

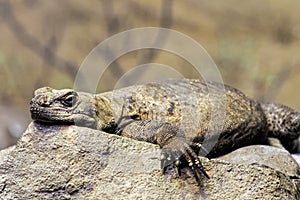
xmin=30 ymin=79 xmax=300 ymax=182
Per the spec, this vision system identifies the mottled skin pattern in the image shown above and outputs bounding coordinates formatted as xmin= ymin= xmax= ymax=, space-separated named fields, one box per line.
xmin=30 ymin=79 xmax=300 ymax=183
xmin=261 ymin=103 xmax=300 ymax=152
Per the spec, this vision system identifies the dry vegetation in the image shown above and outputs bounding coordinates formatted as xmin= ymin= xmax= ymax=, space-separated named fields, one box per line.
xmin=0 ymin=0 xmax=299 ymax=148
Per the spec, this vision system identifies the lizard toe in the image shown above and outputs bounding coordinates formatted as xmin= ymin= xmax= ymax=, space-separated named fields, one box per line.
xmin=161 ymin=137 xmax=209 ymax=183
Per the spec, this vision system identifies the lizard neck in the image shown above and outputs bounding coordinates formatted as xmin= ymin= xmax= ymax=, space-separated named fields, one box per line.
xmin=93 ymin=94 xmax=118 ymax=133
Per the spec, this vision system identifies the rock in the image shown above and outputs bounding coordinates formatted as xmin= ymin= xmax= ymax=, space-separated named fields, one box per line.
xmin=0 ymin=145 xmax=15 ymax=165
xmin=267 ymin=137 xmax=300 ymax=166
xmin=293 ymin=154 xmax=300 ymax=166
xmin=0 ymin=122 xmax=299 ymax=199
xmin=218 ymin=143 xmax=300 ymax=177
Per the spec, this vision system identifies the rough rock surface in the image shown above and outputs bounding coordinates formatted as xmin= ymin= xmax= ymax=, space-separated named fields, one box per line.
xmin=0 ymin=122 xmax=299 ymax=200
xmin=219 ymin=143 xmax=300 ymax=177
xmin=293 ymin=154 xmax=300 ymax=166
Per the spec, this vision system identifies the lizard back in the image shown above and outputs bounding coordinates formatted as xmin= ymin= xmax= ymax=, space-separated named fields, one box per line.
xmin=99 ymin=79 xmax=268 ymax=156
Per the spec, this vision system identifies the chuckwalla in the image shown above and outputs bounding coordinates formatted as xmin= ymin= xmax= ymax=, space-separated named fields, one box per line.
xmin=30 ymin=79 xmax=300 ymax=183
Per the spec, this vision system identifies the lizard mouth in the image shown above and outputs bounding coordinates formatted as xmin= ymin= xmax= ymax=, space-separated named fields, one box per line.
xmin=30 ymin=106 xmax=75 ymax=124
xmin=30 ymin=105 xmax=98 ymax=129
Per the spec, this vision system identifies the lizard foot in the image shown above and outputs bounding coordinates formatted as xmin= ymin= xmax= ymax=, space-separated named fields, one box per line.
xmin=120 ymin=119 xmax=209 ymax=183
xmin=160 ymin=137 xmax=209 ymax=183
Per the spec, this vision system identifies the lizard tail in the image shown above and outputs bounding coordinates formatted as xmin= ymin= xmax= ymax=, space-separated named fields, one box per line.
xmin=260 ymin=103 xmax=300 ymax=152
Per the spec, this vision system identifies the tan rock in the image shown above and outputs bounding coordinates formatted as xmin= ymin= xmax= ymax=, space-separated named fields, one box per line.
xmin=0 ymin=122 xmax=299 ymax=199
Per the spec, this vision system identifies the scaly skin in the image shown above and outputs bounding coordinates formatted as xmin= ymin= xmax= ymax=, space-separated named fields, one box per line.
xmin=30 ymin=79 xmax=300 ymax=183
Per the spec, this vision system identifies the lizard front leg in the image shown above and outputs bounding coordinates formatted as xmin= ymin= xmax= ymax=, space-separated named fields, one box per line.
xmin=119 ymin=120 xmax=209 ymax=183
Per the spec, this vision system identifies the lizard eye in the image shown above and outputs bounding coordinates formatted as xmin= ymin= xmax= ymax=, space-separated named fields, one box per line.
xmin=62 ymin=92 xmax=78 ymax=107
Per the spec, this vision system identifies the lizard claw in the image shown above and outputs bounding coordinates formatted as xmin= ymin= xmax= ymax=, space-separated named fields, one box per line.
xmin=160 ymin=137 xmax=209 ymax=183
xmin=160 ymin=148 xmax=182 ymax=175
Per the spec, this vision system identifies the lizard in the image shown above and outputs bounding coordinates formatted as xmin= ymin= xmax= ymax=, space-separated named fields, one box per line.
xmin=29 ymin=79 xmax=300 ymax=183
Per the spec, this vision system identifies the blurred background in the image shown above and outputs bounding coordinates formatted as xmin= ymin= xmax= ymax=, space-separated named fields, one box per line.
xmin=0 ymin=0 xmax=300 ymax=149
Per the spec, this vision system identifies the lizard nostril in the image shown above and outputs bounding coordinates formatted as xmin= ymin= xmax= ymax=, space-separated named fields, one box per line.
xmin=39 ymin=96 xmax=50 ymax=107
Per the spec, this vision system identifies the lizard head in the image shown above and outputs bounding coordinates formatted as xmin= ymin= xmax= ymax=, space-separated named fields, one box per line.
xmin=30 ymin=87 xmax=115 ymax=130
